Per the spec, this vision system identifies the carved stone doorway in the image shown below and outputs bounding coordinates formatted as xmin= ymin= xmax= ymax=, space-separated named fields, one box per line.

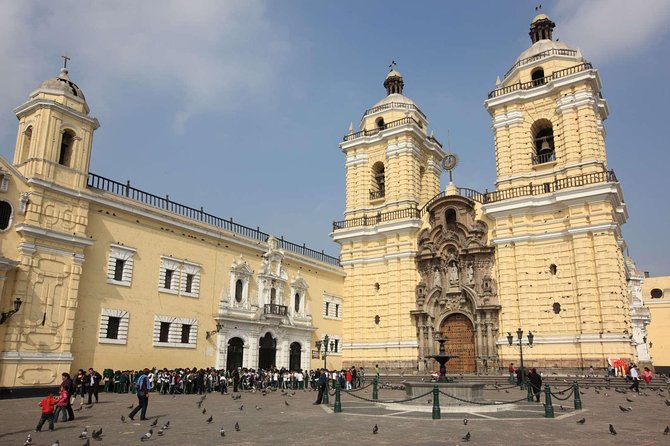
xmin=440 ymin=314 xmax=476 ymax=373
xmin=226 ymin=337 xmax=244 ymax=370
xmin=289 ymin=342 xmax=301 ymax=371
xmin=258 ymin=332 xmax=277 ymax=369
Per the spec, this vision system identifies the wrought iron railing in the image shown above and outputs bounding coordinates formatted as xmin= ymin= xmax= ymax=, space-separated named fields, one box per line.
xmin=87 ymin=172 xmax=340 ymax=266
xmin=332 ymin=207 xmax=420 ymax=231
xmin=369 ymin=189 xmax=385 ymax=200
xmin=343 ymin=116 xmax=420 ymax=142
xmin=532 ymin=151 xmax=556 ymax=165
xmin=264 ymin=304 xmax=287 ymax=316
xmin=488 ymin=62 xmax=593 ymax=99
xmin=504 ymin=48 xmax=579 ymax=79
xmin=364 ymin=102 xmax=427 ymax=119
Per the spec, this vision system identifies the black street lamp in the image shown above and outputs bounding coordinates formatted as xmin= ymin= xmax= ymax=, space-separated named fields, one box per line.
xmin=0 ymin=297 xmax=22 ymax=325
xmin=507 ymin=328 xmax=534 ymax=389
xmin=315 ymin=335 xmax=335 ymax=370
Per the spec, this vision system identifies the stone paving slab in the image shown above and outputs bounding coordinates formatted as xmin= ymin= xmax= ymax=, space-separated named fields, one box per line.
xmin=0 ymin=384 xmax=669 ymax=445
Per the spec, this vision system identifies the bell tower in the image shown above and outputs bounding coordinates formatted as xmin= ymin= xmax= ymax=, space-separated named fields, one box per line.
xmin=332 ymin=66 xmax=445 ymax=371
xmin=482 ymin=15 xmax=636 ymax=369
xmin=13 ymin=61 xmax=99 ymax=190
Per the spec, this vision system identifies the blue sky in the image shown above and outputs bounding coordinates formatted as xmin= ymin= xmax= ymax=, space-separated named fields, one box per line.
xmin=1 ymin=0 xmax=669 ymax=275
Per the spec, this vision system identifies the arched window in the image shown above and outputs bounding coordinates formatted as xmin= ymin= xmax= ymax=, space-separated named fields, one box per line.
xmin=270 ymin=287 xmax=277 ymax=305
xmin=0 ymin=201 xmax=11 ymax=230
xmin=370 ymin=162 xmax=385 ymax=199
xmin=21 ymin=126 xmax=33 ymax=163
xmin=235 ymin=279 xmax=243 ymax=303
xmin=531 ymin=67 xmax=545 ymax=87
xmin=531 ymin=120 xmax=555 ymax=165
xmin=294 ymin=293 xmax=300 ymax=313
xmin=446 ymin=208 xmax=457 ymax=230
xmin=59 ymin=130 xmax=75 ymax=167
xmin=376 ymin=117 xmax=385 ymax=130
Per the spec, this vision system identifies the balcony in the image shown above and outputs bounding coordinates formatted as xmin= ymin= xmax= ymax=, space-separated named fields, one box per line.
xmin=264 ymin=304 xmax=287 ymax=316
xmin=343 ymin=117 xmax=419 ymax=142
xmin=504 ymin=48 xmax=578 ymax=79
xmin=369 ymin=188 xmax=385 ymax=200
xmin=488 ymin=62 xmax=593 ymax=99
xmin=531 ymin=151 xmax=556 ymax=166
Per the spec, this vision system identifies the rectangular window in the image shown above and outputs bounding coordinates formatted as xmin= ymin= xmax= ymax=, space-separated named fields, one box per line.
xmin=335 ymin=304 xmax=339 ymax=318
xmin=325 ymin=302 xmax=330 ymax=316
xmin=164 ymin=269 xmax=173 ymax=289
xmin=106 ymin=316 xmax=120 ymax=339
xmin=159 ymin=322 xmax=170 ymax=343
xmin=333 ymin=339 xmax=339 ymax=353
xmin=181 ymin=324 xmax=191 ymax=344
xmin=185 ymin=274 xmax=194 ymax=293
xmin=113 ymin=259 xmax=125 ymax=281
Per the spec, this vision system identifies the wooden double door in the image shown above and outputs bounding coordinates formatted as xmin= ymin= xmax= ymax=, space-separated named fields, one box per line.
xmin=439 ymin=314 xmax=476 ymax=373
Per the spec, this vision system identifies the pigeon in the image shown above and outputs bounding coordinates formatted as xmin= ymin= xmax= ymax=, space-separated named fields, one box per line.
xmin=220 ymin=427 xmax=225 ymax=437
xmin=285 ymin=400 xmax=290 ymax=406
xmin=23 ymin=434 xmax=32 ymax=446
xmin=91 ymin=428 xmax=102 ymax=440
xmin=618 ymin=405 xmax=632 ymax=412
xmin=151 ymin=418 xmax=159 ymax=427
xmin=256 ymin=405 xmax=262 ymax=410
xmin=559 ymin=405 xmax=566 ymax=411
xmin=462 ymin=432 xmax=471 ymax=442
xmin=463 ymin=418 xmax=468 ymax=425
xmin=140 ymin=428 xmax=153 ymax=441
xmin=505 ymin=390 xmax=510 ymax=393
xmin=239 ymin=405 xmax=244 ymax=411
xmin=427 ymin=399 xmax=432 ymax=404
xmin=51 ymin=442 xmax=59 ymax=446
xmin=206 ymin=416 xmax=213 ymax=423
xmin=202 ymin=408 xmax=207 ymax=414
xmin=664 ymin=426 xmax=670 ymax=435
xmin=594 ymin=389 xmax=601 ymax=394
xmin=373 ymin=424 xmax=378 ymax=435
xmin=82 ymin=439 xmax=90 ymax=446
xmin=576 ymin=418 xmax=586 ymax=424
xmin=157 ymin=427 xmax=164 ymax=437
xmin=127 ymin=404 xmax=133 ymax=409
xmin=665 ymin=399 xmax=670 ymax=406
xmin=162 ymin=421 xmax=170 ymax=429
xmin=121 ymin=415 xmax=126 ymax=423
xmin=626 ymin=397 xmax=634 ymax=402
xmin=281 ymin=391 xmax=288 ymax=396
xmin=79 ymin=427 xmax=88 ymax=439
xmin=609 ymin=424 xmax=617 ymax=435
xmin=235 ymin=422 xmax=240 ymax=432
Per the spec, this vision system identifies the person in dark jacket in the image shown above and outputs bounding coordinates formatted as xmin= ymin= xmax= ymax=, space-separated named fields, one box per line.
xmin=87 ymin=368 xmax=102 ymax=404
xmin=313 ymin=369 xmax=328 ymax=404
xmin=527 ymin=368 xmax=543 ymax=402
xmin=129 ymin=368 xmax=152 ymax=420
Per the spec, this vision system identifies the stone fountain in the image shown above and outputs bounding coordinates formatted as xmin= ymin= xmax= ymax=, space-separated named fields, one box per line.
xmin=403 ymin=334 xmax=486 ymax=406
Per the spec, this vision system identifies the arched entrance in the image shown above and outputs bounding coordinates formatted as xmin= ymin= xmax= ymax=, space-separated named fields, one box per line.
xmin=440 ymin=313 xmax=476 ymax=373
xmin=289 ymin=342 xmax=301 ymax=371
xmin=258 ymin=332 xmax=277 ymax=370
xmin=226 ymin=337 xmax=244 ymax=370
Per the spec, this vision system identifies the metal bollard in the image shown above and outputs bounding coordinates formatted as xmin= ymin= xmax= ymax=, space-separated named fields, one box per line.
xmin=334 ymin=382 xmax=342 ymax=413
xmin=573 ymin=381 xmax=582 ymax=410
xmin=323 ymin=381 xmax=329 ymax=405
xmin=527 ymin=383 xmax=534 ymax=402
xmin=544 ymin=384 xmax=554 ymax=418
xmin=432 ymin=386 xmax=441 ymax=420
xmin=372 ymin=378 xmax=378 ymax=401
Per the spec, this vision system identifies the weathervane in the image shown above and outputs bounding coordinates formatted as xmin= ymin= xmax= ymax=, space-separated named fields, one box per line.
xmin=535 ymin=4 xmax=542 ymax=12
xmin=389 ymin=60 xmax=397 ymax=71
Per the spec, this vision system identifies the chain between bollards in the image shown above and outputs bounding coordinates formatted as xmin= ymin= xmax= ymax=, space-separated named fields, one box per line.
xmin=334 ymin=381 xmax=342 ymax=413
xmin=372 ymin=377 xmax=379 ymax=401
xmin=544 ymin=384 xmax=554 ymax=418
xmin=432 ymin=386 xmax=441 ymax=420
xmin=573 ymin=381 xmax=582 ymax=410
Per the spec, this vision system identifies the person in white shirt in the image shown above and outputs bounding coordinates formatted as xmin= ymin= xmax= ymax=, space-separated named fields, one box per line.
xmin=628 ymin=364 xmax=640 ymax=393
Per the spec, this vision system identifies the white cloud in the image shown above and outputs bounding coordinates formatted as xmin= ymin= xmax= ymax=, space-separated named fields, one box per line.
xmin=0 ymin=0 xmax=290 ymax=133
xmin=553 ymin=0 xmax=670 ymax=63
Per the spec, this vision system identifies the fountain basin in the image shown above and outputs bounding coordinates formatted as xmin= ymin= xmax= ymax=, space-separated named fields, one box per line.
xmin=403 ymin=381 xmax=486 ymax=406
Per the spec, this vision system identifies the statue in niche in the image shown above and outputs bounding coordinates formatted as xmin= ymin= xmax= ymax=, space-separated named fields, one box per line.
xmin=261 ymin=257 xmax=270 ymax=274
xmin=448 ymin=262 xmax=459 ymax=286
xmin=466 ymin=264 xmax=474 ymax=284
xmin=433 ymin=267 xmax=442 ymax=289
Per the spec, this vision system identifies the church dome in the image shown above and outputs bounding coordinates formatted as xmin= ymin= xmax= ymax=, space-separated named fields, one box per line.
xmin=515 ymin=38 xmax=574 ymax=63
xmin=37 ymin=68 xmax=86 ymax=101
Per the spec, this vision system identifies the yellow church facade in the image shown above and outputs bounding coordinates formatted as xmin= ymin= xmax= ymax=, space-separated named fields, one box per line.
xmin=0 ymin=14 xmax=653 ymax=392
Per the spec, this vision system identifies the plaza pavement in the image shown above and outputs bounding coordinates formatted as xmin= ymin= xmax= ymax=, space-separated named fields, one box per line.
xmin=1 ymin=381 xmax=669 ymax=446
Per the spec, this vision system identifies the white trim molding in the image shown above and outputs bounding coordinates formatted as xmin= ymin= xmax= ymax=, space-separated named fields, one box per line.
xmin=98 ymin=308 xmax=129 ymax=345
xmin=153 ymin=314 xmax=199 ymax=349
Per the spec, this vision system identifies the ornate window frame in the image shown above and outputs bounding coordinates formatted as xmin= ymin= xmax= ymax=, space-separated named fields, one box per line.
xmin=158 ymin=256 xmax=201 ymax=298
xmin=153 ymin=314 xmax=198 ymax=348
xmin=289 ymin=273 xmax=309 ymax=316
xmin=107 ymin=244 xmax=136 ymax=287
xmin=323 ymin=293 xmax=342 ymax=320
xmin=229 ymin=256 xmax=253 ymax=308
xmin=98 ymin=308 xmax=129 ymax=345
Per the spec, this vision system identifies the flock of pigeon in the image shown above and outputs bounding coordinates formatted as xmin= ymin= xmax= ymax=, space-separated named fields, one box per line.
xmin=19 ymin=380 xmax=670 ymax=444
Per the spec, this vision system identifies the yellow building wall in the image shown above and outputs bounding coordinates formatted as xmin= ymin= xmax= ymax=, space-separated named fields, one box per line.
xmin=642 ymin=276 xmax=670 ymax=371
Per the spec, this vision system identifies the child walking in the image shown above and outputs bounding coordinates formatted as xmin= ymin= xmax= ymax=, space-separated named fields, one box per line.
xmin=35 ymin=391 xmax=57 ymax=432
xmin=53 ymin=385 xmax=70 ymax=423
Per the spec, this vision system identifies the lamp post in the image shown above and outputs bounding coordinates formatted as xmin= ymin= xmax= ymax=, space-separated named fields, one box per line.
xmin=315 ymin=335 xmax=335 ymax=370
xmin=507 ymin=328 xmax=534 ymax=390
xmin=0 ymin=297 xmax=22 ymax=325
